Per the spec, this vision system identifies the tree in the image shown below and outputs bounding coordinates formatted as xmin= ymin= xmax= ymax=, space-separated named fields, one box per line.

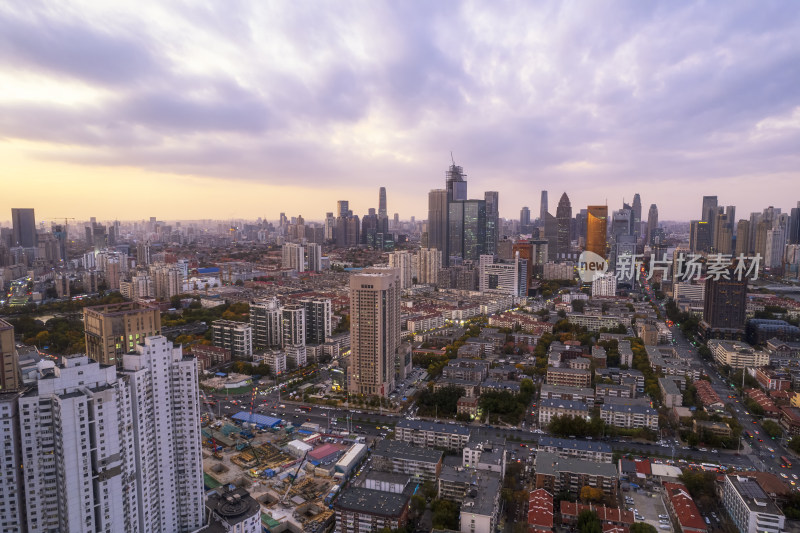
xmin=572 ymin=299 xmax=586 ymax=313
xmin=580 ymin=485 xmax=604 ymax=503
xmin=762 ymin=420 xmax=783 ymax=440
xmin=631 ymin=523 xmax=658 ymax=533
xmin=789 ymin=436 xmax=800 ymax=454
xmin=577 ymin=510 xmax=601 ymax=533
xmin=410 ymin=494 xmax=426 ymax=519
xmin=431 ymin=499 xmax=460 ymax=530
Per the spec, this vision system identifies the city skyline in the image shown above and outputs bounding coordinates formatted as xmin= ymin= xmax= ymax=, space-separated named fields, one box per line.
xmin=1 ymin=1 xmax=800 ymax=221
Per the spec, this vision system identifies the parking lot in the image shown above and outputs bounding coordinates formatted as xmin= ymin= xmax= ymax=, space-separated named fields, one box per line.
xmin=625 ymin=487 xmax=673 ymax=532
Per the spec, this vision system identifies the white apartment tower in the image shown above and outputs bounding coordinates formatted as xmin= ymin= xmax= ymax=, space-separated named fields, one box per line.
xmin=307 ymin=243 xmax=323 ymax=272
xmin=18 ymin=355 xmax=137 ymax=533
xmin=0 ymin=391 xmax=24 ymax=532
xmin=0 ymin=338 xmax=206 ymax=533
xmin=388 ymin=251 xmax=413 ymax=289
xmin=415 ymin=248 xmax=442 ymax=285
xmin=282 ymin=243 xmax=305 ymax=272
xmin=121 ymin=336 xmax=205 ymax=533
xmin=282 ymin=304 xmax=306 ymax=347
xmin=349 ymin=269 xmax=401 ymax=397
xmin=250 ymin=297 xmax=283 ymax=349
xmin=592 ymin=272 xmax=618 ymax=297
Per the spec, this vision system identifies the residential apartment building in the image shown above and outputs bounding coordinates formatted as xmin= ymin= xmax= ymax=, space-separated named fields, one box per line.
xmin=663 ymin=483 xmax=707 ymax=533
xmin=709 ymin=340 xmax=769 ymax=369
xmin=442 ymin=359 xmax=490 ymax=381
xmin=83 ymin=301 xmax=162 ymax=365
xmin=371 ymin=440 xmax=443 ymax=482
xmin=600 ymin=402 xmax=659 ymax=430
xmin=537 ymin=437 xmax=613 ymax=463
xmin=300 ymin=297 xmax=332 ymax=345
xmin=0 ymin=319 xmax=20 ymax=391
xmin=539 ymin=384 xmax=595 ymax=406
xmin=212 ymin=320 xmax=253 ymax=359
xmin=349 ymin=269 xmax=400 ymax=397
xmin=5 ymin=336 xmax=205 ymax=532
xmin=538 ymin=398 xmax=590 ymax=427
xmin=546 ymin=366 xmax=591 ymax=388
xmin=0 ymin=391 xmax=23 ymax=531
xmin=250 ymin=297 xmax=283 ymax=349
xmin=462 ymin=439 xmax=506 ymax=474
xmin=659 ymin=377 xmax=683 ymax=409
xmin=460 ymin=473 xmax=501 ymax=533
xmin=394 ymin=419 xmax=471 ymax=451
xmin=334 ymin=487 xmax=410 ymax=533
xmin=534 ymin=451 xmax=618 ymax=499
xmin=722 ymin=475 xmax=784 ymax=533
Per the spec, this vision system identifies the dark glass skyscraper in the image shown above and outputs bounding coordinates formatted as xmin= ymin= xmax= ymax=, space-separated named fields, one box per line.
xmin=540 ymin=191 xmax=548 ymax=224
xmin=632 ymin=193 xmax=642 ymax=242
xmin=11 ymin=208 xmax=36 ymax=248
xmin=427 ymin=189 xmax=448 ymax=260
xmin=646 ymin=204 xmax=658 ymax=246
xmin=484 ymin=191 xmax=499 ymax=256
xmin=701 ymin=271 xmax=747 ymax=339
xmin=556 ymin=193 xmax=572 ymax=257
xmin=378 ymin=187 xmax=387 ymax=218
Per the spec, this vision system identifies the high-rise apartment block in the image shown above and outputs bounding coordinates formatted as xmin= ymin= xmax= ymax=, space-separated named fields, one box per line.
xmin=478 ymin=253 xmax=528 ymax=296
xmin=250 ymin=297 xmax=283 ymax=349
xmin=212 ymin=320 xmax=253 ymax=359
xmin=0 ymin=319 xmax=20 ymax=391
xmin=389 ymin=251 xmax=413 ymax=289
xmin=282 ymin=304 xmax=306 ymax=347
xmin=83 ymin=301 xmax=162 ymax=366
xmin=415 ymin=247 xmax=442 ymax=285
xmin=307 ymin=243 xmax=323 ymax=272
xmin=1 ymin=337 xmax=205 ymax=532
xmin=300 ymin=297 xmax=332 ymax=345
xmin=282 ymin=243 xmax=305 ymax=272
xmin=151 ymin=263 xmax=184 ymax=299
xmin=592 ymin=272 xmax=617 ymax=297
xmin=349 ymin=269 xmax=401 ymax=397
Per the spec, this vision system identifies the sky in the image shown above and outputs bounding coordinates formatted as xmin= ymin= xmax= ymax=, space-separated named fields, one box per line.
xmin=1 ymin=0 xmax=799 ymax=224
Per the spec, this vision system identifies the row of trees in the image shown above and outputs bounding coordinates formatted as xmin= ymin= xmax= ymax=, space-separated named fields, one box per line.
xmin=416 ymin=385 xmax=465 ymax=418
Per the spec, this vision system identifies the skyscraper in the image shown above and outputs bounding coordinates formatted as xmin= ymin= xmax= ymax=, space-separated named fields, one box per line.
xmin=789 ymin=202 xmax=800 ymax=245
xmin=349 ymin=269 xmax=400 ymax=397
xmin=713 ymin=210 xmax=733 ymax=254
xmin=520 ymin=206 xmax=531 ymax=230
xmin=610 ymin=206 xmax=634 ymax=270
xmin=0 ymin=319 xmax=20 ymax=391
xmin=282 ymin=243 xmax=305 ymax=272
xmin=379 ymin=187 xmax=387 ymax=218
xmin=690 ymin=220 xmax=712 ymax=253
xmin=11 ymin=208 xmax=36 ymax=249
xmin=586 ymin=206 xmax=609 ymax=258
xmin=632 ymin=194 xmax=642 ymax=242
xmin=448 ymin=199 xmax=486 ymax=262
xmin=646 ymin=204 xmax=659 ymax=246
xmin=701 ymin=272 xmax=747 ymax=339
xmin=415 ymin=248 xmax=442 ymax=285
xmin=540 ymin=191 xmax=549 ymax=224
xmin=446 ymin=162 xmax=468 ymax=201
xmin=702 ymin=196 xmax=718 ymax=223
xmin=735 ymin=220 xmax=751 ymax=255
xmin=556 ymin=193 xmax=572 ymax=256
xmin=484 ymin=191 xmax=499 ymax=255
xmin=427 ymin=189 xmax=449 ymax=260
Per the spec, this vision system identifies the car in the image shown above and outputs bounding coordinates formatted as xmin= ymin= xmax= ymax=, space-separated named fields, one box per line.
xmin=781 ymin=473 xmax=789 ymax=479
xmin=794 ymin=474 xmax=799 ymax=480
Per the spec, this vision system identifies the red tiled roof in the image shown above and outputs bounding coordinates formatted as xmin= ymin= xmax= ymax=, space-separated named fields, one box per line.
xmin=663 ymin=482 xmax=706 ymax=532
xmin=308 ymin=443 xmax=346 ymax=460
xmin=634 ymin=459 xmax=651 ymax=476
xmin=528 ymin=489 xmax=554 ymax=530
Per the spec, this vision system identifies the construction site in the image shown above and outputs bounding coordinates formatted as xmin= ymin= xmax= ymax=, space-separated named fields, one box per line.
xmin=202 ymin=411 xmax=358 ymax=533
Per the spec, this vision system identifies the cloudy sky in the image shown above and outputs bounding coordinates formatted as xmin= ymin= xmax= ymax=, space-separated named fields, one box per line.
xmin=1 ymin=1 xmax=799 ymax=223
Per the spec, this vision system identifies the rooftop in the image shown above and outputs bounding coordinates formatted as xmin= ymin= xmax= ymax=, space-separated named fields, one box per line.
xmin=727 ymin=475 xmax=783 ymax=515
xmin=334 ymin=487 xmax=410 ymax=517
xmin=538 ymin=436 xmax=612 ymax=454
xmin=535 ymin=451 xmax=618 ymax=477
xmin=539 ymin=398 xmax=590 ymax=411
xmin=395 ymin=418 xmax=471 ymax=436
xmin=373 ymin=439 xmax=444 ymax=463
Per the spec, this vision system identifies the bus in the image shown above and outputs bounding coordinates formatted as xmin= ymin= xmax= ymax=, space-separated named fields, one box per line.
xmin=701 ymin=463 xmax=720 ymax=472
xmin=299 ymin=406 xmax=312 ymax=412
xmin=781 ymin=456 xmax=792 ymax=467
xmin=744 ymin=431 xmax=752 ymax=439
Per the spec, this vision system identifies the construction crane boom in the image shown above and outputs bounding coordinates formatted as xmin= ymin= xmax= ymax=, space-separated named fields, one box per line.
xmin=280 ymin=449 xmax=310 ymax=504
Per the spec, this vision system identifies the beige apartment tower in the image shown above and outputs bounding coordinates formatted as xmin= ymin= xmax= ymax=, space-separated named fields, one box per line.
xmin=0 ymin=319 xmax=20 ymax=391
xmin=83 ymin=301 xmax=162 ymax=365
xmin=348 ymin=269 xmax=401 ymax=397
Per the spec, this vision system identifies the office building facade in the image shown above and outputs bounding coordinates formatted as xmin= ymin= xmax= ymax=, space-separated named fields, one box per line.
xmin=83 ymin=302 xmax=162 ymax=366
